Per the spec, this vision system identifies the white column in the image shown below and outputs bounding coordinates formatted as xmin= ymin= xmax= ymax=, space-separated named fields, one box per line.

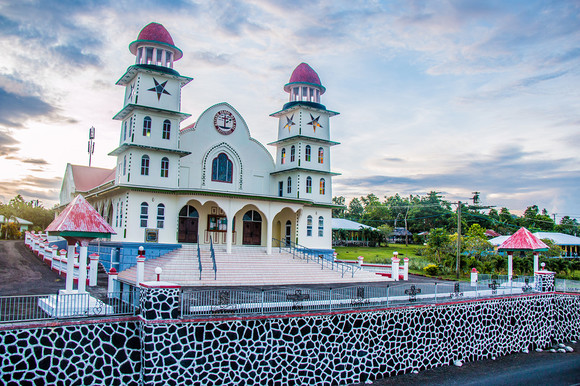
xmin=78 ymin=245 xmax=88 ymax=293
xmin=107 ymin=268 xmax=118 ymax=298
xmin=507 ymin=251 xmax=513 ymax=282
xmin=136 ymin=255 xmax=146 ymax=286
xmin=226 ymin=216 xmax=233 ymax=254
xmin=402 ymin=258 xmax=409 ymax=281
xmin=266 ymin=219 xmax=273 ymax=255
xmin=89 ymin=253 xmax=99 ymax=287
xmin=471 ymin=268 xmax=478 ymax=287
xmin=51 ymin=246 xmax=58 ymax=268
xmin=65 ymin=244 xmax=76 ymax=292
xmin=533 ymin=252 xmax=539 ymax=274
xmin=392 ymin=252 xmax=400 ymax=281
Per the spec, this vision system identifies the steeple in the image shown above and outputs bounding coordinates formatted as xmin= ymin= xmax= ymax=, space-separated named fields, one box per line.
xmin=269 ymin=63 xmax=339 ymax=204
xmin=129 ymin=22 xmax=183 ymax=69
xmin=109 ymin=22 xmax=192 ymax=190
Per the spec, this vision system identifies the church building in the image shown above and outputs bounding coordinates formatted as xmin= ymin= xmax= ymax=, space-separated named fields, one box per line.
xmin=59 ymin=22 xmax=339 ymax=255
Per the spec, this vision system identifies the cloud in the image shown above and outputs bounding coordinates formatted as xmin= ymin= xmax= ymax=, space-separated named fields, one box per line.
xmin=0 ymin=87 xmax=55 ymax=128
xmin=193 ymin=51 xmax=231 ymax=66
xmin=0 ymin=131 xmax=20 ymax=156
xmin=335 ymin=145 xmax=580 ymax=202
xmin=19 ymin=175 xmax=62 ymax=190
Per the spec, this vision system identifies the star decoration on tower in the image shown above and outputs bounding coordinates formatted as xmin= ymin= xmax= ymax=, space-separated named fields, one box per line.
xmin=127 ymin=83 xmax=135 ymax=101
xmin=307 ymin=114 xmax=322 ymax=132
xmin=147 ymin=78 xmax=171 ymax=100
xmin=283 ymin=114 xmax=296 ymax=132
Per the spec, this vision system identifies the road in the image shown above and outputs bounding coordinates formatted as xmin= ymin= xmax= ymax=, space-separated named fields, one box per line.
xmin=351 ymin=341 xmax=580 ymax=386
xmin=0 ymin=240 xmax=66 ymax=295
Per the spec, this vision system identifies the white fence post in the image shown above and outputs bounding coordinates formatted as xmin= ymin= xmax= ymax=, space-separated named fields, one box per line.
xmin=471 ymin=268 xmax=478 ymax=287
xmin=392 ymin=252 xmax=400 ymax=281
xmin=89 ymin=253 xmax=99 ymax=287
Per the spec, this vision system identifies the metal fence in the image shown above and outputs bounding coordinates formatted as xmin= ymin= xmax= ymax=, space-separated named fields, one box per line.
xmin=0 ymin=288 xmax=140 ymax=324
xmin=555 ymin=279 xmax=580 ymax=293
xmin=181 ymin=277 xmax=539 ymax=318
xmin=272 ymin=238 xmax=361 ymax=278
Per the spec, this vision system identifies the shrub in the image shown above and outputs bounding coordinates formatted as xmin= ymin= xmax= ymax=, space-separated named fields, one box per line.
xmin=423 ymin=264 xmax=439 ymax=276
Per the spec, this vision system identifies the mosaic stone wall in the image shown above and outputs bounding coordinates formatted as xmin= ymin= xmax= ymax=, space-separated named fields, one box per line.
xmin=140 ymin=294 xmax=571 ymax=386
xmin=0 ymin=321 xmax=140 ymax=385
xmin=552 ymin=293 xmax=580 ymax=343
xmin=0 ymin=293 xmax=578 ymax=385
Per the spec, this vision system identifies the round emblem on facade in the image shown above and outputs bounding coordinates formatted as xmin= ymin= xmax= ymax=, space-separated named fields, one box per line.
xmin=213 ymin=110 xmax=236 ymax=135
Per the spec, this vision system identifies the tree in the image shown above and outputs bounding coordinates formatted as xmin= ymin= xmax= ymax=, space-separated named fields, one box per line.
xmin=427 ymin=228 xmax=450 ymax=263
xmin=466 ymin=224 xmax=486 ymax=239
xmin=377 ymin=224 xmax=393 ymax=247
xmin=347 ymin=198 xmax=364 ymax=220
xmin=556 ymin=216 xmax=579 ymax=236
xmin=332 ymin=196 xmax=346 ymax=218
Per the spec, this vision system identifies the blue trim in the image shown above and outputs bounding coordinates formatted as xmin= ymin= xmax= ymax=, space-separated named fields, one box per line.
xmin=282 ymin=101 xmax=326 ymax=111
xmin=88 ymin=241 xmax=182 ymax=272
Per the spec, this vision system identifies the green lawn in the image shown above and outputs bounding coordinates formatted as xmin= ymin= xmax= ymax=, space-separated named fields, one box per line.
xmin=334 ymin=244 xmax=433 ymax=274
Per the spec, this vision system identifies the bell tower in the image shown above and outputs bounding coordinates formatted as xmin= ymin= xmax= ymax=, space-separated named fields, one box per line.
xmin=269 ymin=63 xmax=339 ymax=204
xmin=109 ymin=22 xmax=192 ymax=189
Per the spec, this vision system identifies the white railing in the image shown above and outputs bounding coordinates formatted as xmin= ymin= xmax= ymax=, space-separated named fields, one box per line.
xmin=182 ymin=277 xmax=539 ymax=317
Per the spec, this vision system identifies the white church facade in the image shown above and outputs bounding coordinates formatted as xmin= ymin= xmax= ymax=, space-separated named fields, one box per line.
xmin=59 ymin=22 xmax=339 ymax=255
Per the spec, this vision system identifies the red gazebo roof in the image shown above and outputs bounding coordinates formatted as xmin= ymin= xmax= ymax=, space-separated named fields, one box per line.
xmin=498 ymin=227 xmax=549 ymax=251
xmin=46 ymin=195 xmax=115 ymax=238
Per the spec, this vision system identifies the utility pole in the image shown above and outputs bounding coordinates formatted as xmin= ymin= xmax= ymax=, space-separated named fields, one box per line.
xmin=456 ymin=201 xmax=461 ymax=279
xmin=88 ymin=126 xmax=95 ymax=167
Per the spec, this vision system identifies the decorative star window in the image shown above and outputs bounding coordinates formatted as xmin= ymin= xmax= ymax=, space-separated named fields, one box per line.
xmin=284 ymin=114 xmax=296 ymax=132
xmin=307 ymin=114 xmax=322 ymax=132
xmin=148 ymin=78 xmax=171 ymax=100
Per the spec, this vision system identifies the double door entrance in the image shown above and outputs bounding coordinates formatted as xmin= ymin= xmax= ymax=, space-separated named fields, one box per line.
xmin=178 ymin=217 xmax=198 ymax=243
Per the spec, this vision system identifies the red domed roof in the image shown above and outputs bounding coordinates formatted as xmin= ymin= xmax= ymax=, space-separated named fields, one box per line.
xmin=129 ymin=22 xmax=183 ymax=60
xmin=137 ymin=23 xmax=175 ymax=46
xmin=284 ymin=63 xmax=325 ymax=94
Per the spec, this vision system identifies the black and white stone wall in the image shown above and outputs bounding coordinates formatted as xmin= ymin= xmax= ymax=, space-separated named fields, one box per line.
xmin=140 ymin=294 xmax=565 ymax=385
xmin=0 ymin=293 xmax=578 ymax=385
xmin=0 ymin=321 xmax=140 ymax=385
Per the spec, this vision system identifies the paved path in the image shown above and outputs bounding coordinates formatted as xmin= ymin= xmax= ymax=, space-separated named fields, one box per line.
xmin=0 ymin=240 xmax=65 ymax=295
xmin=351 ymin=341 xmax=580 ymax=386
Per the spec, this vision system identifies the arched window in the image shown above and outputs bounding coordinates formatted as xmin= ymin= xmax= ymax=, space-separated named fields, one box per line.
xmin=160 ymin=157 xmax=169 ymax=178
xmin=179 ymin=205 xmax=199 ymax=218
xmin=319 ymin=178 xmax=325 ymax=195
xmin=162 ymin=119 xmax=171 ymax=140
xmin=141 ymin=155 xmax=150 ymax=176
xmin=140 ymin=202 xmax=148 ymax=228
xmin=306 ymin=176 xmax=312 ymax=193
xmin=211 ymin=153 xmax=233 ymax=183
xmin=143 ymin=116 xmax=151 ymax=137
xmin=287 ymin=177 xmax=292 ymax=194
xmin=318 ymin=147 xmax=324 ymax=163
xmin=157 ymin=204 xmax=165 ymax=228
xmin=305 ymin=145 xmax=311 ymax=162
xmin=281 ymin=148 xmax=286 ymax=164
xmin=306 ymin=215 xmax=313 ymax=236
xmin=243 ymin=210 xmax=262 ymax=222
xmin=290 ymin=145 xmax=295 ymax=162
xmin=318 ymin=216 xmax=324 ymax=237
xmin=123 ymin=156 xmax=127 ymax=175
xmin=123 ymin=121 xmax=127 ymax=140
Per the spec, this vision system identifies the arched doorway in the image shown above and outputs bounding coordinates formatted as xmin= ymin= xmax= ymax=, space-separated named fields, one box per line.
xmin=178 ymin=205 xmax=199 ymax=243
xmin=242 ymin=210 xmax=262 ymax=245
xmin=285 ymin=220 xmax=292 ymax=246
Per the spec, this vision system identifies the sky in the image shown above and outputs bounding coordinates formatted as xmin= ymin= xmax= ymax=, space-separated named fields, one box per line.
xmin=0 ymin=0 xmax=579 ymax=220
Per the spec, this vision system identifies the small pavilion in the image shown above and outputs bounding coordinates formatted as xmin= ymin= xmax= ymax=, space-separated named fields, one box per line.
xmin=498 ymin=227 xmax=549 ymax=280
xmin=45 ymin=195 xmax=115 ymax=293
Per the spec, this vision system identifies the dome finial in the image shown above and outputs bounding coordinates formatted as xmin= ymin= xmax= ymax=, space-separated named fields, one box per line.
xmin=129 ymin=22 xmax=183 ymax=68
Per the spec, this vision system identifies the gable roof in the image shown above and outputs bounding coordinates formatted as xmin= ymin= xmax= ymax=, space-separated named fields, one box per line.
xmin=0 ymin=215 xmax=33 ymax=225
xmin=498 ymin=227 xmax=549 ymax=251
xmin=534 ymin=232 xmax=580 ymax=246
xmin=332 ymin=218 xmax=377 ymax=231
xmin=46 ymin=194 xmax=115 ymax=237
xmin=71 ymin=164 xmax=115 ymax=192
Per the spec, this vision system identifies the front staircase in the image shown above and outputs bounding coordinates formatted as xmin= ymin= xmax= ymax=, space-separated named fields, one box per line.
xmin=117 ymin=245 xmax=390 ymax=286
